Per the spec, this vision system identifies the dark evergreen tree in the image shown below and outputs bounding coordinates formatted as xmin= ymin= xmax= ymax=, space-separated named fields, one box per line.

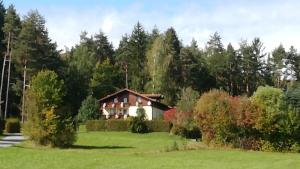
xmin=163 ymin=27 xmax=181 ymax=105
xmin=286 ymin=46 xmax=300 ymax=82
xmin=94 ymin=31 xmax=114 ymax=63
xmin=226 ymin=43 xmax=242 ymax=95
xmin=240 ymin=38 xmax=266 ymax=95
xmin=206 ymin=32 xmax=228 ymax=90
xmin=14 ymin=10 xmax=61 ymax=78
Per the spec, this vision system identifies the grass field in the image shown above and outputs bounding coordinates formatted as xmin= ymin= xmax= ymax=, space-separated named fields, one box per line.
xmin=0 ymin=128 xmax=300 ymax=169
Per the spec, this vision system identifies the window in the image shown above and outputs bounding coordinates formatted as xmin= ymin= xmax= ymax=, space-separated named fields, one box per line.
xmin=114 ymin=98 xmax=118 ymax=103
xmin=136 ymin=96 xmax=142 ymax=103
xmin=124 ymin=97 xmax=128 ymax=103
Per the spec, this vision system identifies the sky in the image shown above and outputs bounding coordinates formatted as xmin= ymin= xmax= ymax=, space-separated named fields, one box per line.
xmin=3 ymin=0 xmax=300 ymax=52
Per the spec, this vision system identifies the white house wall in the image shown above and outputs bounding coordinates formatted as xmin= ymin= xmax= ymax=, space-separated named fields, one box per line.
xmin=128 ymin=106 xmax=153 ymax=120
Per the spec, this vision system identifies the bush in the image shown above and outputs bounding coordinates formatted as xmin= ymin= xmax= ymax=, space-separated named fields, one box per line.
xmin=5 ymin=118 xmax=21 ymax=133
xmin=194 ymin=90 xmax=258 ymax=146
xmin=163 ymin=108 xmax=176 ymax=123
xmin=77 ymin=95 xmax=100 ymax=123
xmin=106 ymin=120 xmax=130 ymax=131
xmin=130 ymin=108 xmax=148 ymax=133
xmin=170 ymin=125 xmax=201 ymax=139
xmin=23 ymin=70 xmax=77 ymax=147
xmin=86 ymin=120 xmax=106 ymax=131
xmin=146 ymin=120 xmax=170 ymax=132
xmin=86 ymin=120 xmax=170 ymax=132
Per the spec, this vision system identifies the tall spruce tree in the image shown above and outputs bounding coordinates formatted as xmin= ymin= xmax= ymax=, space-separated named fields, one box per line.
xmin=14 ymin=10 xmax=61 ymax=78
xmin=116 ymin=22 xmax=148 ymax=92
xmin=240 ymin=38 xmax=266 ymax=95
xmin=206 ymin=32 xmax=228 ymax=90
xmin=226 ymin=43 xmax=242 ymax=95
xmin=94 ymin=31 xmax=114 ymax=63
xmin=286 ymin=46 xmax=300 ymax=82
xmin=163 ymin=27 xmax=181 ymax=105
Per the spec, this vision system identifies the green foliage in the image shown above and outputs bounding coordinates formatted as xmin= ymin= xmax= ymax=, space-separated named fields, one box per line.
xmin=90 ymin=59 xmax=123 ymax=98
xmin=86 ymin=120 xmax=169 ymax=132
xmin=251 ymin=86 xmax=284 ymax=134
xmin=106 ymin=120 xmax=130 ymax=131
xmin=86 ymin=120 xmax=106 ymax=131
xmin=145 ymin=120 xmax=170 ymax=132
xmin=130 ymin=108 xmax=149 ymax=133
xmin=24 ymin=70 xmax=76 ymax=147
xmin=30 ymin=70 xmax=65 ymax=107
xmin=77 ymin=95 xmax=100 ymax=123
xmin=5 ymin=118 xmax=20 ymax=133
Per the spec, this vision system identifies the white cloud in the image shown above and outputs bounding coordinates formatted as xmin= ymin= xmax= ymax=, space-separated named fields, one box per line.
xmin=13 ymin=0 xmax=300 ymax=53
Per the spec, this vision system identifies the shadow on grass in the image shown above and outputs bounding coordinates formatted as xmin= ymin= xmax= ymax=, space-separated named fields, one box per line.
xmin=69 ymin=145 xmax=134 ymax=150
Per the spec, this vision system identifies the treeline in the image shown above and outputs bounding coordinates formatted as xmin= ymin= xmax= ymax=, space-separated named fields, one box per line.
xmin=0 ymin=3 xmax=300 ymax=118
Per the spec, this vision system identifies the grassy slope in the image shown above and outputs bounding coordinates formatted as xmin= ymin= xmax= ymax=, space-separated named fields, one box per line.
xmin=0 ymin=129 xmax=300 ymax=169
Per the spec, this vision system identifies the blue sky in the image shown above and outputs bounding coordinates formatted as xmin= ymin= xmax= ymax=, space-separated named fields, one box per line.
xmin=3 ymin=0 xmax=300 ymax=52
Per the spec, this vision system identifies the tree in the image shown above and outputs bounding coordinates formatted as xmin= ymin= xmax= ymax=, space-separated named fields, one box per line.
xmin=240 ymin=38 xmax=266 ymax=95
xmin=226 ymin=43 xmax=242 ymax=95
xmin=162 ymin=27 xmax=181 ymax=105
xmin=116 ymin=22 xmax=148 ymax=92
xmin=286 ymin=46 xmax=300 ymax=81
xmin=145 ymin=35 xmax=165 ymax=93
xmin=94 ymin=31 xmax=114 ymax=63
xmin=180 ymin=40 xmax=212 ymax=92
xmin=205 ymin=32 xmax=228 ymax=90
xmin=272 ymin=45 xmax=286 ymax=87
xmin=0 ymin=1 xmax=5 ymax=54
xmin=63 ymin=34 xmax=97 ymax=115
xmin=14 ymin=10 xmax=61 ymax=78
xmin=175 ymin=87 xmax=199 ymax=127
xmin=77 ymin=95 xmax=100 ymax=123
xmin=24 ymin=70 xmax=76 ymax=147
xmin=90 ymin=59 xmax=123 ymax=98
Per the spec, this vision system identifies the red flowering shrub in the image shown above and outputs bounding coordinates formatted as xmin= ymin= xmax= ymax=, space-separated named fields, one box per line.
xmin=194 ymin=89 xmax=259 ymax=147
xmin=164 ymin=108 xmax=177 ymax=123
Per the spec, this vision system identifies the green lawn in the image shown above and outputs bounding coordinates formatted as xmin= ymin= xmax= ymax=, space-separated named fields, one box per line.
xmin=0 ymin=128 xmax=300 ymax=169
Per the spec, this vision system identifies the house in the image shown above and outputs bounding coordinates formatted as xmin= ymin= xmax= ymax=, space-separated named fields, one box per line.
xmin=98 ymin=88 xmax=171 ymax=120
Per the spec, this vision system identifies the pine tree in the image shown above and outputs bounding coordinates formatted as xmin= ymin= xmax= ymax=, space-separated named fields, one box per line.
xmin=94 ymin=31 xmax=114 ymax=63
xmin=206 ymin=32 xmax=228 ymax=90
xmin=14 ymin=10 xmax=61 ymax=78
xmin=240 ymin=38 xmax=266 ymax=95
xmin=163 ymin=27 xmax=181 ymax=105
xmin=115 ymin=22 xmax=148 ymax=92
xmin=90 ymin=59 xmax=123 ymax=98
xmin=226 ymin=43 xmax=242 ymax=95
xmin=286 ymin=46 xmax=300 ymax=82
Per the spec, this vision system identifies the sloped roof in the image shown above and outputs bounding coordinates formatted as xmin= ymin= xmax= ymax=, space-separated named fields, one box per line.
xmin=98 ymin=88 xmax=171 ymax=110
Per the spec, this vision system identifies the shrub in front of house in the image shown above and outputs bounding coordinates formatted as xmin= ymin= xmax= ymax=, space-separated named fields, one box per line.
xmin=77 ymin=95 xmax=100 ymax=123
xmin=5 ymin=118 xmax=21 ymax=133
xmin=106 ymin=120 xmax=130 ymax=131
xmin=23 ymin=70 xmax=77 ymax=147
xmin=86 ymin=120 xmax=106 ymax=131
xmin=146 ymin=120 xmax=170 ymax=132
xmin=86 ymin=119 xmax=170 ymax=132
xmin=130 ymin=108 xmax=149 ymax=133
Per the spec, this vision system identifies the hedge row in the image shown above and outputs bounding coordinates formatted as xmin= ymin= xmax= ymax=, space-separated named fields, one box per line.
xmin=86 ymin=120 xmax=170 ymax=132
